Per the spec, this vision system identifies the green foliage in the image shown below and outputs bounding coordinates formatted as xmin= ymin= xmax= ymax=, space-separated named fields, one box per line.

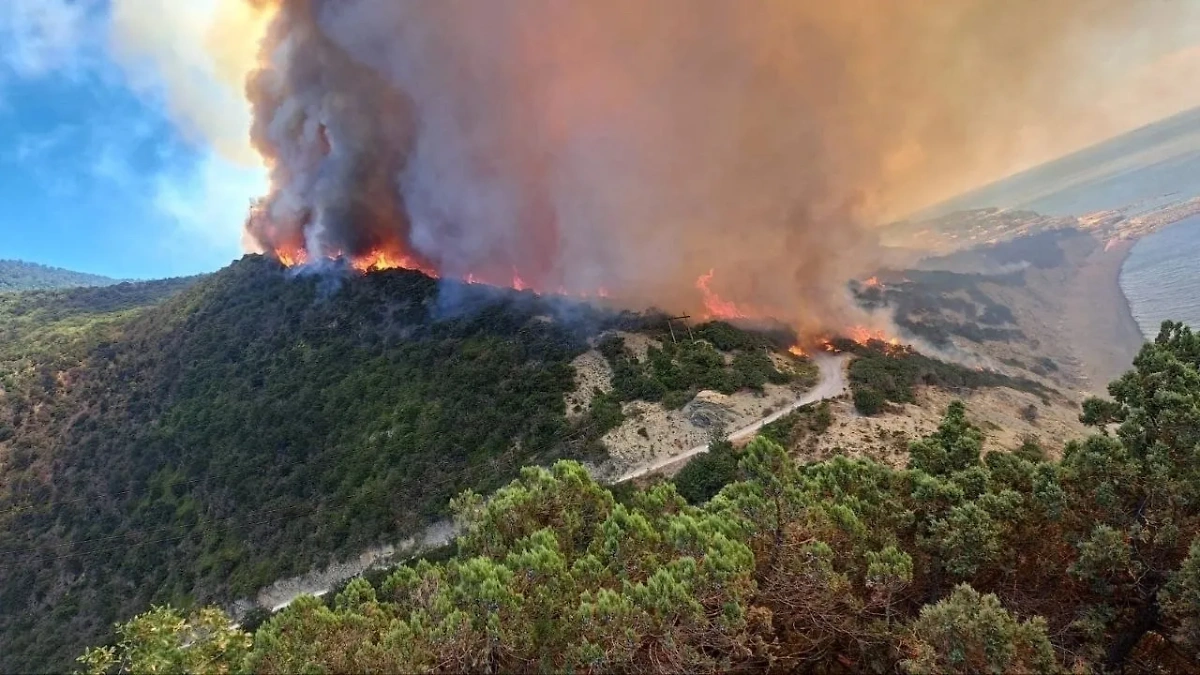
xmin=904 ymin=585 xmax=1058 ymax=674
xmin=908 ymin=401 xmax=983 ymax=476
xmin=672 ymin=439 xmax=739 ymax=504
xmin=77 ymin=606 xmax=251 ymax=675
xmin=692 ymin=320 xmax=770 ymax=352
xmin=846 ymin=340 xmax=1050 ymax=415
xmin=0 ymin=258 xmax=626 ymax=671
xmin=853 ymin=264 xmax=1031 ymax=347
xmin=1 ymin=258 xmax=824 ymax=671
xmin=596 ymin=325 xmax=804 ymax=409
xmin=853 ymin=386 xmax=888 ymax=415
xmin=28 ymin=270 xmax=1200 ymax=674
xmin=1162 ymin=537 xmax=1200 ymax=656
xmin=250 ymin=461 xmax=757 ymax=673
xmin=759 ymin=401 xmax=833 ymax=448
xmin=0 ymin=259 xmax=117 ymax=292
xmin=90 ymin=323 xmax=1200 ymax=673
xmin=1013 ymin=435 xmax=1047 ymax=463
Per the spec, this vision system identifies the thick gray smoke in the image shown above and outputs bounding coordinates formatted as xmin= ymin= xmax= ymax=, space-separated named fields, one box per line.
xmin=244 ymin=0 xmax=1164 ymax=334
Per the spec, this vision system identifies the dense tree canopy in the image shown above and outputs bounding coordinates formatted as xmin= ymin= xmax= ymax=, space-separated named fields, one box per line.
xmin=81 ymin=321 xmax=1200 ymax=673
xmin=0 ymin=257 xmax=805 ymax=672
xmin=0 ymin=259 xmax=118 ymax=292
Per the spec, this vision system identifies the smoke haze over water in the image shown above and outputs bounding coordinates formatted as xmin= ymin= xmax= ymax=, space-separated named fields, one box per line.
xmin=229 ymin=0 xmax=1190 ymax=332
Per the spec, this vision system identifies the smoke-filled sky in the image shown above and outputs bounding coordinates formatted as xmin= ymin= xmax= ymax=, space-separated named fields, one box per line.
xmin=3 ymin=0 xmax=1200 ymax=289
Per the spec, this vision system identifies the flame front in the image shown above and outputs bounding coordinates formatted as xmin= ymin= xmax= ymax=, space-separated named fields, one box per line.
xmin=350 ymin=249 xmax=437 ymax=277
xmin=848 ymin=326 xmax=899 ymax=345
xmin=275 ymin=247 xmax=308 ymax=268
xmin=696 ymin=270 xmax=751 ymax=320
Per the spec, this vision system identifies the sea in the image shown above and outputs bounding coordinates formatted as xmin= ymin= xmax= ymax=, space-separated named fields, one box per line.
xmin=923 ymin=106 xmax=1200 ymax=339
xmin=1120 ymin=215 xmax=1200 ymax=338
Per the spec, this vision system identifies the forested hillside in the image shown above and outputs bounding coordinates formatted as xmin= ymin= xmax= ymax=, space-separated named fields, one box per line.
xmin=0 ymin=255 xmax=806 ymax=672
xmin=85 ymin=322 xmax=1200 ymax=674
xmin=0 ymin=259 xmax=117 ymax=292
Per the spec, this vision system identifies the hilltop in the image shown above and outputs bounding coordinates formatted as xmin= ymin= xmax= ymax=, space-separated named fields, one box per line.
xmin=0 ymin=259 xmax=119 ymax=292
xmin=0 ymin=255 xmax=826 ymax=671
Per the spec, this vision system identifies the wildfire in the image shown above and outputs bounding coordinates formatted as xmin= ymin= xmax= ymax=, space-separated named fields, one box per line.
xmin=275 ymin=247 xmax=308 ymax=268
xmin=351 ymin=249 xmax=436 ymax=276
xmin=864 ymin=276 xmax=882 ymax=288
xmin=272 ymin=247 xmax=616 ymax=303
xmin=274 ymin=249 xmax=899 ymax=356
xmin=847 ymin=326 xmax=900 ymax=346
xmin=695 ymin=269 xmax=751 ymax=320
xmin=798 ymin=326 xmax=905 ymax=356
xmin=274 ymin=246 xmax=441 ymax=278
xmin=511 ymin=269 xmax=529 ymax=291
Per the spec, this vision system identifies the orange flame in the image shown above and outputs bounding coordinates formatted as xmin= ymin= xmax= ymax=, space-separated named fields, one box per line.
xmin=845 ymin=326 xmax=901 ymax=347
xmin=788 ymin=345 xmax=808 ymax=357
xmin=864 ymin=276 xmax=882 ymax=288
xmin=273 ymin=246 xmax=622 ymax=302
xmin=696 ymin=269 xmax=751 ymax=320
xmin=512 ymin=268 xmax=529 ymax=291
xmin=350 ymin=249 xmax=437 ymax=276
xmin=275 ymin=247 xmax=308 ymax=267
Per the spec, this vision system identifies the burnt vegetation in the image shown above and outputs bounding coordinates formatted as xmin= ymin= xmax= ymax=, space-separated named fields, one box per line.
xmin=854 ymin=271 xmax=1027 ymax=348
xmin=859 ymin=228 xmax=1092 ymax=351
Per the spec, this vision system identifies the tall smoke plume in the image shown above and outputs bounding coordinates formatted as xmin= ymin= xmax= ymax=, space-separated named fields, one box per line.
xmin=241 ymin=0 xmax=1178 ymax=334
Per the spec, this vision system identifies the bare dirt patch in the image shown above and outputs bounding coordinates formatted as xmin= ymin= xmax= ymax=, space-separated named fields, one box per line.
xmin=798 ymin=384 xmax=1086 ymax=467
xmin=600 ymin=384 xmax=798 ymax=472
xmin=615 ymin=330 xmax=660 ymax=360
xmin=565 ymin=350 xmax=612 ymax=420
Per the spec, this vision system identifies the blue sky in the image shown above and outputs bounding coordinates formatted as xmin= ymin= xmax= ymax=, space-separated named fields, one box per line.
xmin=0 ymin=0 xmax=263 ymax=280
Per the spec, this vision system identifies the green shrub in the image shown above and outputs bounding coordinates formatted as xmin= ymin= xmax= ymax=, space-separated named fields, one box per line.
xmin=853 ymin=387 xmax=887 ymax=416
xmin=672 ymin=439 xmax=739 ymax=504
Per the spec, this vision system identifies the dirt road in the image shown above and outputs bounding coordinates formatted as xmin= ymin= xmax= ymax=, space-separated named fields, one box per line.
xmin=615 ymin=353 xmax=848 ymax=482
xmin=249 ymin=354 xmax=847 ymax=614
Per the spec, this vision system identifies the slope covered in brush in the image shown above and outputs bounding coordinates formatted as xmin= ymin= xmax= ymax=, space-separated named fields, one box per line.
xmin=0 ymin=259 xmax=118 ymax=292
xmin=88 ymin=321 xmax=1200 ymax=674
xmin=0 ymin=255 xmax=805 ymax=672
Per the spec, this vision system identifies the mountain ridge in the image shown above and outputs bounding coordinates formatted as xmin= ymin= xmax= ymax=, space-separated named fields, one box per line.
xmin=0 ymin=259 xmax=121 ymax=293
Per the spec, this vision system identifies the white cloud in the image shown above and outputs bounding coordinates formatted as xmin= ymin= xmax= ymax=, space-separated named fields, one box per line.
xmin=107 ymin=0 xmax=270 ymax=258
xmin=10 ymin=124 xmax=77 ymax=162
xmin=0 ymin=0 xmax=270 ymax=269
xmin=151 ymin=151 xmax=267 ymax=254
xmin=109 ymin=0 xmax=266 ymax=164
xmin=0 ymin=0 xmax=97 ymax=79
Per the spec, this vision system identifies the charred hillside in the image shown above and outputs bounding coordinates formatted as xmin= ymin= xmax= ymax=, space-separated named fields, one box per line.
xmin=0 ymin=255 xmax=813 ymax=671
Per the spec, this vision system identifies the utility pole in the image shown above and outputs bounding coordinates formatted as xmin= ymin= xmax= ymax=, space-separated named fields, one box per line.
xmin=666 ymin=315 xmax=693 ymax=343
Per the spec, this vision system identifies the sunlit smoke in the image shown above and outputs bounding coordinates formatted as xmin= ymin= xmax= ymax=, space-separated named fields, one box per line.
xmin=109 ymin=0 xmax=275 ymax=165
xmin=111 ymin=0 xmax=1200 ymax=339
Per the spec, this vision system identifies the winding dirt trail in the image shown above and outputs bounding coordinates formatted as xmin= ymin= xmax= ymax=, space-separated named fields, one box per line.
xmin=615 ymin=353 xmax=848 ymax=482
xmin=247 ymin=354 xmax=848 ymax=614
